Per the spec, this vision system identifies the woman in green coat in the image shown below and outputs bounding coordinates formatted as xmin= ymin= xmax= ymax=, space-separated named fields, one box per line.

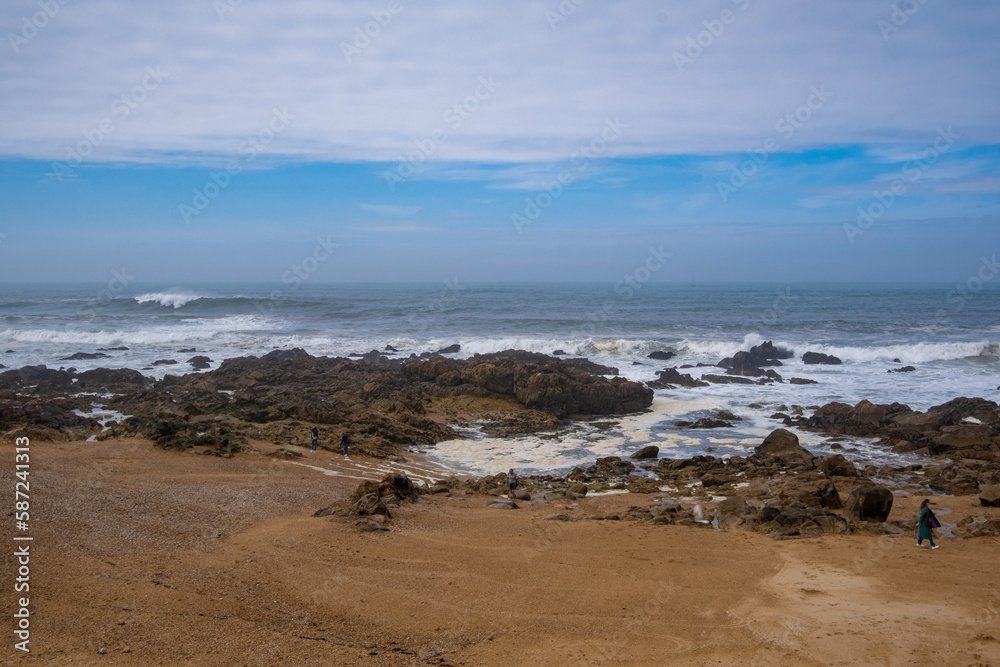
xmin=917 ymin=498 xmax=939 ymax=549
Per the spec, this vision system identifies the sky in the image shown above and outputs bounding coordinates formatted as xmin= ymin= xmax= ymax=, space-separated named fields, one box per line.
xmin=1 ymin=0 xmax=998 ymax=284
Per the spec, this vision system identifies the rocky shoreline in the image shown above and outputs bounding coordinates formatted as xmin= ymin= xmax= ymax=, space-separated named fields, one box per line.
xmin=3 ymin=346 xmax=999 ymax=541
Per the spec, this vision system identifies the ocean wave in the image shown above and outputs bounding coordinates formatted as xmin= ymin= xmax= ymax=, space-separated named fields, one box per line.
xmin=134 ymin=292 xmax=204 ymax=309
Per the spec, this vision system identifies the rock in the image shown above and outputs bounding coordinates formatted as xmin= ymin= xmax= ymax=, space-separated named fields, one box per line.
xmin=888 ymin=366 xmax=916 ymax=373
xmin=59 ymin=352 xmax=109 ymax=361
xmin=97 ymin=346 xmax=129 ymax=351
xmin=355 ymin=519 xmax=389 ymax=532
xmin=648 ymin=351 xmax=675 ymax=360
xmin=650 ymin=367 xmax=709 ymax=388
xmin=701 ymin=374 xmax=755 ymax=385
xmin=179 ymin=348 xmax=197 ymax=353
xmin=754 ymin=429 xmax=815 ymax=467
xmin=485 ymin=499 xmax=518 ymax=509
xmin=513 ymin=488 xmax=531 ymax=501
xmin=353 ymin=493 xmax=391 ymax=517
xmin=814 ymin=514 xmax=850 ymax=534
xmin=700 ymin=473 xmax=735 ymax=487
xmin=567 ymin=483 xmax=588 ymax=496
xmin=384 ymin=345 xmax=398 ymax=352
xmin=675 ymin=418 xmax=732 ymax=429
xmin=187 ymin=355 xmax=212 ymax=369
xmin=891 ymin=440 xmax=918 ymax=453
xmin=262 ymin=348 xmax=308 ymax=361
xmin=979 ymin=485 xmax=1000 ymax=507
xmin=815 ymin=453 xmax=858 ymax=477
xmin=630 ymin=445 xmax=660 ymax=459
xmin=552 ymin=349 xmax=567 ymax=355
xmin=586 ymin=456 xmax=635 ymax=480
xmin=719 ymin=341 xmax=791 ymax=370
xmin=437 ymin=344 xmax=461 ymax=354
xmin=544 ymin=513 xmax=571 ymax=521
xmin=153 ymin=359 xmax=178 ymax=366
xmin=956 ymin=516 xmax=1000 ymax=537
xmin=378 ymin=473 xmax=419 ymax=503
xmin=789 ymin=378 xmax=818 ymax=385
xmin=844 ymin=487 xmax=893 ymax=522
xmin=802 ymin=352 xmax=842 ymax=365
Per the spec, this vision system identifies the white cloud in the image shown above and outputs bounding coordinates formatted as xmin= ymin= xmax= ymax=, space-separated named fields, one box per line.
xmin=1 ymin=0 xmax=999 ymax=166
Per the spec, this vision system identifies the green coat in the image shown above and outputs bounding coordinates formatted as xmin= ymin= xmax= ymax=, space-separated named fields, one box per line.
xmin=918 ymin=507 xmax=934 ymax=540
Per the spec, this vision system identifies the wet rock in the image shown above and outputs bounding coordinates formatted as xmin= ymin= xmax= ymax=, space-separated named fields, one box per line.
xmin=802 ymin=352 xmax=841 ymax=365
xmin=179 ymin=348 xmax=197 ymax=353
xmin=187 ymin=356 xmax=212 ymax=369
xmin=60 ymin=352 xmax=109 ymax=361
xmin=649 ymin=367 xmax=709 ymax=388
xmin=384 ymin=345 xmax=398 ymax=353
xmin=552 ymin=349 xmax=567 ymax=355
xmin=630 ymin=445 xmax=659 ymax=459
xmin=844 ymin=487 xmax=893 ymax=522
xmin=754 ymin=429 xmax=815 ymax=467
xmin=648 ymin=351 xmax=675 ymax=360
xmin=815 ymin=453 xmax=858 ymax=477
xmin=97 ymin=346 xmax=129 ymax=351
xmin=888 ymin=366 xmax=916 ymax=373
xmin=153 ymin=359 xmax=178 ymax=366
xmin=437 ymin=344 xmax=461 ymax=354
xmin=675 ymin=418 xmax=733 ymax=429
xmin=701 ymin=374 xmax=755 ymax=385
xmin=789 ymin=378 xmax=818 ymax=385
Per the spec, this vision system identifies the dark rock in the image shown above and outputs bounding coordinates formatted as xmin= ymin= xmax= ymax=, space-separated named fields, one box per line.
xmin=59 ymin=352 xmax=109 ymax=361
xmin=187 ymin=356 xmax=212 ymax=369
xmin=378 ymin=473 xmax=419 ymax=503
xmin=552 ymin=349 xmax=567 ymax=355
xmin=437 ymin=344 xmax=461 ymax=354
xmin=567 ymin=483 xmax=588 ymax=496
xmin=675 ymin=418 xmax=732 ymax=429
xmin=97 ymin=346 xmax=129 ymax=351
xmin=650 ymin=367 xmax=709 ymax=388
xmin=485 ymin=499 xmax=518 ymax=509
xmin=755 ymin=429 xmax=814 ymax=467
xmin=979 ymin=485 xmax=1000 ymax=507
xmin=802 ymin=351 xmax=841 ymax=365
xmin=586 ymin=456 xmax=635 ymax=480
xmin=815 ymin=453 xmax=858 ymax=477
xmin=701 ymin=374 xmax=755 ymax=385
xmin=153 ymin=359 xmax=178 ymax=366
xmin=355 ymin=519 xmax=389 ymax=532
xmin=630 ymin=445 xmax=659 ymax=459
xmin=353 ymin=493 xmax=391 ymax=517
xmin=179 ymin=348 xmax=197 ymax=353
xmin=384 ymin=345 xmax=398 ymax=353
xmin=513 ymin=488 xmax=531 ymax=501
xmin=956 ymin=516 xmax=1000 ymax=538
xmin=262 ymin=348 xmax=308 ymax=361
xmin=888 ymin=366 xmax=916 ymax=373
xmin=648 ymin=351 xmax=675 ymax=360
xmin=789 ymin=377 xmax=818 ymax=385
xmin=544 ymin=513 xmax=571 ymax=521
xmin=844 ymin=487 xmax=893 ymax=522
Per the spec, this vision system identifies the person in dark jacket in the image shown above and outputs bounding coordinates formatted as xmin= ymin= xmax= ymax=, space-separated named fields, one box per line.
xmin=340 ymin=432 xmax=350 ymax=459
xmin=917 ymin=498 xmax=939 ymax=549
xmin=310 ymin=427 xmax=319 ymax=452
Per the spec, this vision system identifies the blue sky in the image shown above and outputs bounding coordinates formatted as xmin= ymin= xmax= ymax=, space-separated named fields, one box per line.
xmin=1 ymin=0 xmax=998 ymax=283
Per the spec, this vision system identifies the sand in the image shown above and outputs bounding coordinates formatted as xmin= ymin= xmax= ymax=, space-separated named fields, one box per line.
xmin=2 ymin=438 xmax=998 ymax=666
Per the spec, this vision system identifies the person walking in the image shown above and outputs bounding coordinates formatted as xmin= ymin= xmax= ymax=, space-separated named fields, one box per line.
xmin=507 ymin=468 xmax=518 ymax=498
xmin=310 ymin=427 xmax=319 ymax=453
xmin=340 ymin=432 xmax=350 ymax=459
xmin=917 ymin=498 xmax=940 ymax=549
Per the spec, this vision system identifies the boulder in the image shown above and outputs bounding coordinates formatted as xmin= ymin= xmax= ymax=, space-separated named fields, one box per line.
xmin=754 ymin=429 xmax=815 ymax=467
xmin=353 ymin=493 xmax=390 ymax=517
xmin=649 ymin=367 xmax=709 ymax=388
xmin=888 ymin=366 xmax=916 ymax=373
xmin=436 ymin=344 xmax=461 ymax=354
xmin=844 ymin=487 xmax=893 ymax=522
xmin=802 ymin=352 xmax=841 ymax=365
xmin=701 ymin=374 xmax=755 ymax=385
xmin=979 ymin=485 xmax=1000 ymax=507
xmin=513 ymin=488 xmax=531 ymax=501
xmin=153 ymin=359 xmax=178 ymax=366
xmin=59 ymin=352 xmax=109 ymax=361
xmin=648 ymin=351 xmax=675 ymax=360
xmin=956 ymin=516 xmax=1000 ymax=538
xmin=586 ymin=456 xmax=635 ymax=480
xmin=188 ymin=355 xmax=212 ymax=369
xmin=485 ymin=499 xmax=518 ymax=509
xmin=567 ymin=483 xmax=589 ymax=496
xmin=789 ymin=378 xmax=818 ymax=385
xmin=630 ymin=445 xmax=659 ymax=459
xmin=378 ymin=473 xmax=420 ymax=502
xmin=815 ymin=453 xmax=858 ymax=477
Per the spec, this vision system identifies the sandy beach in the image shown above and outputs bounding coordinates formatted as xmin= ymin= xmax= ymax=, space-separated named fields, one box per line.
xmin=3 ymin=437 xmax=998 ymax=666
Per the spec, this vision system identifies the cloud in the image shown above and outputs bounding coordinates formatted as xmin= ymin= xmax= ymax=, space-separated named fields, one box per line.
xmin=359 ymin=203 xmax=420 ymax=216
xmin=1 ymin=0 xmax=998 ymax=166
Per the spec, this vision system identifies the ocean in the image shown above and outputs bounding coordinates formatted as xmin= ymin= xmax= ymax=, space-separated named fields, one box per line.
xmin=2 ymin=282 xmax=998 ymax=475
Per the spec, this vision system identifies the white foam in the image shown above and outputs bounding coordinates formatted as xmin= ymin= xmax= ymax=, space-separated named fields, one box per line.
xmin=134 ymin=292 xmax=204 ymax=309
